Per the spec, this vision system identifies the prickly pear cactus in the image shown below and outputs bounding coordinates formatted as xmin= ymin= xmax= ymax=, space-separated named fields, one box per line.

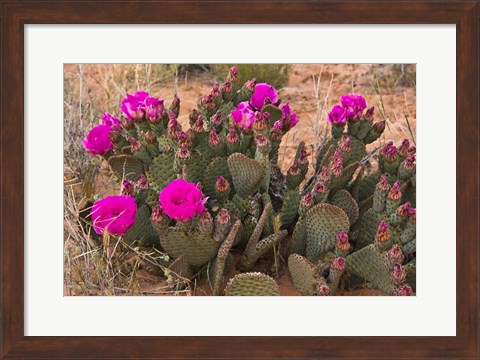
xmin=305 ymin=203 xmax=350 ymax=262
xmin=224 ymin=272 xmax=280 ymax=296
xmin=82 ymin=67 xmax=415 ymax=296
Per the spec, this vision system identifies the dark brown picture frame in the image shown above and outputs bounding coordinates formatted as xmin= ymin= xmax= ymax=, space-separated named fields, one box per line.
xmin=1 ymin=1 xmax=479 ymax=359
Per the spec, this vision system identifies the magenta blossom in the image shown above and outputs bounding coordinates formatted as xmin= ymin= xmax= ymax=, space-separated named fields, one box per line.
xmin=159 ymin=179 xmax=207 ymax=222
xmin=340 ymin=94 xmax=367 ymax=120
xmin=231 ymin=101 xmax=256 ymax=130
xmin=280 ymin=102 xmax=299 ymax=129
xmin=327 ymin=105 xmax=347 ymax=125
xmin=120 ymin=91 xmax=149 ymax=120
xmin=250 ymin=83 xmax=278 ymax=110
xmin=91 ymin=195 xmax=137 ymax=236
xmin=144 ymin=96 xmax=164 ymax=122
xmin=82 ymin=124 xmax=113 ymax=156
xmin=100 ymin=112 xmax=121 ymax=127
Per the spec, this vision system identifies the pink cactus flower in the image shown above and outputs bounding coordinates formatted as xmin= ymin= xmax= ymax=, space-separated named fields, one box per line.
xmin=250 ymin=83 xmax=278 ymax=110
xmin=144 ymin=96 xmax=164 ymax=122
xmin=100 ymin=112 xmax=121 ymax=127
xmin=121 ymin=91 xmax=149 ymax=120
xmin=82 ymin=124 xmax=113 ymax=156
xmin=327 ymin=105 xmax=347 ymax=125
xmin=231 ymin=101 xmax=256 ymax=130
xmin=280 ymin=102 xmax=299 ymax=129
xmin=159 ymin=179 xmax=207 ymax=222
xmin=340 ymin=93 xmax=367 ymax=120
xmin=91 ymin=195 xmax=137 ymax=236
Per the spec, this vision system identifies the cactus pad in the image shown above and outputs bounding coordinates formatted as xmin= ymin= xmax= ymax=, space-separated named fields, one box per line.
xmin=329 ymin=162 xmax=360 ymax=194
xmin=159 ymin=228 xmax=220 ymax=267
xmin=305 ymin=203 xmax=350 ymax=262
xmin=123 ymin=205 xmax=158 ymax=246
xmin=108 ymin=155 xmax=144 ymax=181
xmin=149 ymin=152 xmax=178 ymax=190
xmin=288 ymin=217 xmax=307 ymax=256
xmin=166 ymin=254 xmax=193 ymax=290
xmin=185 ymin=151 xmax=207 ymax=184
xmin=288 ymin=254 xmax=324 ymax=295
xmin=227 ymin=153 xmax=264 ymax=197
xmin=203 ymin=157 xmax=232 ymax=199
xmin=355 ymin=208 xmax=386 ymax=250
xmin=280 ymin=189 xmax=301 ymax=229
xmin=346 ymin=244 xmax=396 ymax=294
xmin=224 ymin=272 xmax=279 ymax=296
xmin=331 ymin=190 xmax=359 ymax=226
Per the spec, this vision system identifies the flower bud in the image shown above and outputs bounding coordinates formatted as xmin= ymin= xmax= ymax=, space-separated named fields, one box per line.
xmin=136 ymin=174 xmax=149 ymax=190
xmin=301 ymin=192 xmax=314 ymax=207
xmin=336 ymin=231 xmax=350 ymax=251
xmin=373 ymin=120 xmax=386 ymax=133
xmin=168 ymin=95 xmax=180 ymax=117
xmin=211 ymin=83 xmax=221 ymax=97
xmin=396 ymin=284 xmax=414 ymax=296
xmin=217 ymin=208 xmax=231 ymax=225
xmin=211 ymin=111 xmax=223 ymax=126
xmin=397 ymin=201 xmax=411 ymax=216
xmin=227 ymin=66 xmax=238 ymax=82
xmin=299 ymin=147 xmax=308 ymax=165
xmin=226 ymin=127 xmax=239 ymax=144
xmin=189 ymin=108 xmax=200 ymax=125
xmin=338 ymin=136 xmax=352 ymax=153
xmin=381 ymin=142 xmax=398 ymax=162
xmin=319 ymin=166 xmax=330 ymax=182
xmin=332 ymin=257 xmax=346 ymax=271
xmin=376 ymin=220 xmax=391 ymax=242
xmin=127 ymin=136 xmax=141 ymax=151
xmin=253 ymin=111 xmax=268 ymax=132
xmin=121 ymin=179 xmax=135 ymax=197
xmin=407 ymin=146 xmax=416 ymax=156
xmin=388 ymin=181 xmax=402 ymax=201
xmin=145 ymin=130 xmax=157 ymax=144
xmin=215 ymin=176 xmax=230 ymax=193
xmin=255 ymin=134 xmax=271 ymax=153
xmin=314 ymin=182 xmax=326 ymax=193
xmin=151 ymin=205 xmax=165 ymax=222
xmin=192 ymin=115 xmax=205 ymax=133
xmin=387 ymin=244 xmax=404 ymax=265
xmin=317 ymin=284 xmax=330 ymax=296
xmin=209 ymin=128 xmax=221 ymax=146
xmin=269 ymin=121 xmax=283 ymax=142
xmin=409 ymin=211 xmax=416 ymax=224
xmin=330 ymin=157 xmax=344 ymax=177
xmin=398 ymin=139 xmax=410 ymax=157
xmin=222 ymin=81 xmax=232 ymax=93
xmin=377 ymin=174 xmax=391 ymax=192
xmin=198 ymin=208 xmax=212 ymax=224
xmin=364 ymin=106 xmax=375 ymax=122
xmin=167 ymin=112 xmax=179 ymax=139
xmin=245 ymin=78 xmax=257 ymax=91
xmin=402 ymin=155 xmax=416 ymax=170
xmin=123 ymin=118 xmax=135 ymax=130
xmin=177 ymin=143 xmax=191 ymax=159
xmin=392 ymin=263 xmax=406 ymax=284
xmin=289 ymin=162 xmax=300 ymax=176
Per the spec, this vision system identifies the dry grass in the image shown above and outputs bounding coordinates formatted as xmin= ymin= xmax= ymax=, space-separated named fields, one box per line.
xmin=64 ymin=64 xmax=416 ymax=296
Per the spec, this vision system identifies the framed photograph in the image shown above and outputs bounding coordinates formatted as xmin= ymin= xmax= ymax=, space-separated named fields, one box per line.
xmin=1 ymin=1 xmax=478 ymax=359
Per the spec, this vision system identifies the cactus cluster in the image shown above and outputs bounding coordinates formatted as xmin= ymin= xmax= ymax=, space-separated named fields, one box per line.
xmin=81 ymin=66 xmax=415 ymax=296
